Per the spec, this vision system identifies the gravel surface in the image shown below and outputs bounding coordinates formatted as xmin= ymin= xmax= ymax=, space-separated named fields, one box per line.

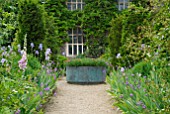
xmin=45 ymin=77 xmax=121 ymax=114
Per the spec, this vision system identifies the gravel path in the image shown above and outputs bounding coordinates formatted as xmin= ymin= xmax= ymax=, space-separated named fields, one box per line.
xmin=45 ymin=77 xmax=121 ymax=114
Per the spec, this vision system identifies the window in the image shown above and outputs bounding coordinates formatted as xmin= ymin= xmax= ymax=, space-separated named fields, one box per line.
xmin=118 ymin=0 xmax=129 ymax=11
xmin=66 ymin=0 xmax=85 ymax=11
xmin=66 ymin=28 xmax=86 ymax=57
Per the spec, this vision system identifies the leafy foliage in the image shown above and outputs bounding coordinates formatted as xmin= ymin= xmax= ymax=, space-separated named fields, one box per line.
xmin=0 ymin=0 xmax=18 ymax=46
xmin=82 ymin=0 xmax=117 ymax=58
xmin=107 ymin=0 xmax=170 ymax=113
xmin=65 ymin=58 xmax=106 ymax=67
xmin=0 ymin=45 xmax=58 ymax=113
xmin=16 ymin=0 xmax=46 ymax=53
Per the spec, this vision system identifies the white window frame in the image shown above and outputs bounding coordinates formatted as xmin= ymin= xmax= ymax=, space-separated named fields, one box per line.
xmin=66 ymin=28 xmax=85 ymax=57
xmin=66 ymin=0 xmax=85 ymax=11
xmin=118 ymin=0 xmax=129 ymax=11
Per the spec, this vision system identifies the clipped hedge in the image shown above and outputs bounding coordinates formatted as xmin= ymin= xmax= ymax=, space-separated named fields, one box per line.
xmin=65 ymin=58 xmax=106 ymax=67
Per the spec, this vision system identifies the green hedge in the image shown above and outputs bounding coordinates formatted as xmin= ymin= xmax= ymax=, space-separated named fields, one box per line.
xmin=65 ymin=58 xmax=106 ymax=67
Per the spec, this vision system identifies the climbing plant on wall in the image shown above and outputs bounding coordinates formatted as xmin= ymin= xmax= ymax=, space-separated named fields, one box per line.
xmin=81 ymin=0 xmax=118 ymax=58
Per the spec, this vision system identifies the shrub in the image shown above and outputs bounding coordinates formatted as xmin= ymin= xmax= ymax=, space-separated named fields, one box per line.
xmin=65 ymin=58 xmax=106 ymax=67
xmin=131 ymin=61 xmax=152 ymax=77
xmin=15 ymin=0 xmax=46 ymax=53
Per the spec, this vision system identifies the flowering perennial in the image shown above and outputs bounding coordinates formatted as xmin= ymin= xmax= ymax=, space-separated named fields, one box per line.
xmin=18 ymin=51 xmax=27 ymax=70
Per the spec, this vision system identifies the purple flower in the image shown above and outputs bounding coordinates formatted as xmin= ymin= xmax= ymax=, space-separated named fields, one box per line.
xmin=35 ymin=50 xmax=39 ymax=55
xmin=39 ymin=91 xmax=43 ymax=96
xmin=39 ymin=104 xmax=42 ymax=108
xmin=126 ymin=81 xmax=129 ymax=85
xmin=54 ymin=68 xmax=58 ymax=72
xmin=30 ymin=42 xmax=34 ymax=48
xmin=42 ymin=65 xmax=45 ymax=68
xmin=130 ymin=93 xmax=133 ymax=97
xmin=44 ymin=87 xmax=50 ymax=91
xmin=120 ymin=67 xmax=125 ymax=72
xmin=53 ymin=75 xmax=56 ymax=80
xmin=1 ymin=46 xmax=5 ymax=51
xmin=120 ymin=95 xmax=123 ymax=99
xmin=131 ymin=74 xmax=135 ymax=76
xmin=54 ymin=92 xmax=57 ymax=96
xmin=62 ymin=52 xmax=65 ymax=56
xmin=2 ymin=51 xmax=7 ymax=56
xmin=136 ymin=101 xmax=142 ymax=106
xmin=18 ymin=49 xmax=21 ymax=53
xmin=39 ymin=43 xmax=43 ymax=51
xmin=102 ymin=69 xmax=106 ymax=74
xmin=143 ymin=76 xmax=147 ymax=78
xmin=15 ymin=109 xmax=21 ymax=114
xmin=45 ymin=56 xmax=50 ymax=61
xmin=137 ymin=84 xmax=141 ymax=88
xmin=18 ymin=51 xmax=27 ymax=70
xmin=40 ymin=83 xmax=44 ymax=87
xmin=142 ymin=105 xmax=146 ymax=109
xmin=1 ymin=58 xmax=6 ymax=64
xmin=47 ymin=69 xmax=53 ymax=74
xmin=141 ymin=44 xmax=145 ymax=49
xmin=130 ymin=84 xmax=133 ymax=89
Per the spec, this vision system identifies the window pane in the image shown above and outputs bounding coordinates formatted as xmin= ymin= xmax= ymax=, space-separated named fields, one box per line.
xmin=78 ymin=28 xmax=82 ymax=34
xmin=119 ymin=4 xmax=123 ymax=10
xmin=69 ymin=45 xmax=72 ymax=55
xmin=82 ymin=4 xmax=85 ymax=9
xmin=69 ymin=36 xmax=72 ymax=43
xmin=74 ymin=45 xmax=77 ymax=55
xmin=72 ymin=0 xmax=76 ymax=2
xmin=83 ymin=37 xmax=86 ymax=43
xmin=73 ymin=36 xmax=77 ymax=43
xmin=68 ymin=0 xmax=71 ymax=2
xmin=83 ymin=46 xmax=86 ymax=52
xmin=77 ymin=0 xmax=81 ymax=2
xmin=72 ymin=4 xmax=76 ymax=10
xmin=78 ymin=36 xmax=82 ymax=43
xmin=67 ymin=3 xmax=71 ymax=10
xmin=78 ymin=3 xmax=81 ymax=9
xmin=68 ymin=29 xmax=72 ymax=35
xmin=79 ymin=45 xmax=82 ymax=54
xmin=73 ymin=29 xmax=77 ymax=34
xmin=125 ymin=5 xmax=128 ymax=9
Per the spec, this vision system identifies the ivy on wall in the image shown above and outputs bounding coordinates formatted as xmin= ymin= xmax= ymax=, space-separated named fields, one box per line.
xmin=81 ymin=0 xmax=118 ymax=58
xmin=43 ymin=0 xmax=118 ymax=58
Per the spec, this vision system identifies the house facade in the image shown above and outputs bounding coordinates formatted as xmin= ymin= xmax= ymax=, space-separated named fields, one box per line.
xmin=64 ymin=0 xmax=130 ymax=57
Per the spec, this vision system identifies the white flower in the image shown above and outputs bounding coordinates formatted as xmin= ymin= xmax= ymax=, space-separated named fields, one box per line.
xmin=116 ymin=53 xmax=121 ymax=59
xmin=12 ymin=89 xmax=18 ymax=93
